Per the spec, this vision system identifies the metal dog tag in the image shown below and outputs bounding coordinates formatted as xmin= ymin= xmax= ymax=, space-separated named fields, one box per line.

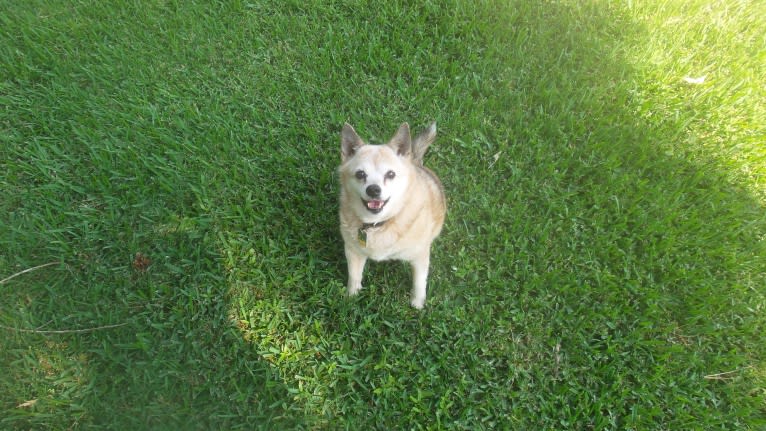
xmin=358 ymin=228 xmax=368 ymax=247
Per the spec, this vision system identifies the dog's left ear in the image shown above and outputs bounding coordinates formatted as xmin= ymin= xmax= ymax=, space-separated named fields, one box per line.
xmin=387 ymin=122 xmax=412 ymax=157
xmin=412 ymin=122 xmax=437 ymax=165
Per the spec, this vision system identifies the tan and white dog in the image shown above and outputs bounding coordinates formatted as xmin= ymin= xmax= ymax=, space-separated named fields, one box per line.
xmin=338 ymin=122 xmax=446 ymax=309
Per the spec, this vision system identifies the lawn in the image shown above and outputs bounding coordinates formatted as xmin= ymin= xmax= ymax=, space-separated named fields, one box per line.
xmin=1 ymin=0 xmax=764 ymax=429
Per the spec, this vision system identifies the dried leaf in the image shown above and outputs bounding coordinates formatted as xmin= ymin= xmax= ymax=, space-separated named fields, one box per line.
xmin=132 ymin=252 xmax=151 ymax=272
xmin=682 ymin=75 xmax=706 ymax=85
xmin=17 ymin=399 xmax=38 ymax=408
xmin=489 ymin=151 xmax=502 ymax=168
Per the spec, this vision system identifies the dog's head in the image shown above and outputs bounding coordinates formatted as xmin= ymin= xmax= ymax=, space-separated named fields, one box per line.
xmin=339 ymin=122 xmax=437 ymax=221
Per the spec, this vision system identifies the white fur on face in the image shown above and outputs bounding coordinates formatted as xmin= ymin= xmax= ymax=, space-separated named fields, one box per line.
xmin=342 ymin=145 xmax=410 ymax=220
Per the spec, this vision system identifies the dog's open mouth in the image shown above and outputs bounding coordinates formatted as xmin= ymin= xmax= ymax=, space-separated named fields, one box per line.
xmin=362 ymin=198 xmax=389 ymax=214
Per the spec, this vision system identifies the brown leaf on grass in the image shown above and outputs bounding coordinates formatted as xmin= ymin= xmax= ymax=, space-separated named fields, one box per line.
xmin=132 ymin=252 xmax=151 ymax=272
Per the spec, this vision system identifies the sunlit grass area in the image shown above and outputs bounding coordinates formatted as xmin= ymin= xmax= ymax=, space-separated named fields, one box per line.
xmin=1 ymin=1 xmax=764 ymax=429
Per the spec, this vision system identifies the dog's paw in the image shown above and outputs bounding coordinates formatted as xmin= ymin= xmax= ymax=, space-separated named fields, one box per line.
xmin=347 ymin=283 xmax=362 ymax=296
xmin=410 ymin=296 xmax=425 ymax=309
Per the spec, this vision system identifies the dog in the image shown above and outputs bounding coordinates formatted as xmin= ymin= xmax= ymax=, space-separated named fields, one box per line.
xmin=338 ymin=122 xmax=446 ymax=309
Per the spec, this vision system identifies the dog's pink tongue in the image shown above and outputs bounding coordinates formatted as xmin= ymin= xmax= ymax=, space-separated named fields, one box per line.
xmin=367 ymin=200 xmax=384 ymax=210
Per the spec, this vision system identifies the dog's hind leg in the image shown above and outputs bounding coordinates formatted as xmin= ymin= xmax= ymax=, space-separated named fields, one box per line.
xmin=409 ymin=252 xmax=431 ymax=309
xmin=345 ymin=247 xmax=367 ymax=296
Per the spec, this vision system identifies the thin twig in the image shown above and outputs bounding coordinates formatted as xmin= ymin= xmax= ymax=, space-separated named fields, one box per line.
xmin=0 ymin=261 xmax=60 ymax=284
xmin=0 ymin=322 xmax=129 ymax=334
xmin=33 ymin=319 xmax=55 ymax=332
xmin=1 ymin=262 xmax=127 ymax=335
xmin=704 ymin=366 xmax=752 ymax=380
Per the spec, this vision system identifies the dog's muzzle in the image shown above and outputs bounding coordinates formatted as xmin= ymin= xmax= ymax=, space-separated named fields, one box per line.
xmin=366 ymin=184 xmax=381 ymax=198
xmin=362 ymin=197 xmax=388 ymax=214
xmin=363 ymin=184 xmax=388 ymax=213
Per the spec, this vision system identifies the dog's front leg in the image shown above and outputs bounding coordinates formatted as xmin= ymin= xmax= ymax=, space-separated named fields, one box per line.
xmin=409 ymin=251 xmax=431 ymax=309
xmin=345 ymin=246 xmax=367 ymax=296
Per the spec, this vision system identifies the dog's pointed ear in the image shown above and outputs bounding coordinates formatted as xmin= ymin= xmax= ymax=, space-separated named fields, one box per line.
xmin=387 ymin=122 xmax=411 ymax=157
xmin=341 ymin=123 xmax=364 ymax=161
xmin=412 ymin=122 xmax=437 ymax=165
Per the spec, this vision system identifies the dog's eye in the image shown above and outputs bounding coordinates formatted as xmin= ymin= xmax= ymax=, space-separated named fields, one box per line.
xmin=355 ymin=170 xmax=366 ymax=180
xmin=385 ymin=170 xmax=396 ymax=180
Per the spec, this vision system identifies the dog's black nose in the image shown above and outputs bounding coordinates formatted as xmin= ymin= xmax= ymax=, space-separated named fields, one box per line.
xmin=366 ymin=184 xmax=381 ymax=198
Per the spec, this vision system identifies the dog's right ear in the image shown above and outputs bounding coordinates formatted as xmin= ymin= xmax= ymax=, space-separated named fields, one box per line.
xmin=341 ymin=123 xmax=364 ymax=161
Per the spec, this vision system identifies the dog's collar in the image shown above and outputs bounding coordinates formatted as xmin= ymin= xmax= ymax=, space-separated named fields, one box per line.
xmin=360 ymin=220 xmax=388 ymax=231
xmin=358 ymin=219 xmax=387 ymax=247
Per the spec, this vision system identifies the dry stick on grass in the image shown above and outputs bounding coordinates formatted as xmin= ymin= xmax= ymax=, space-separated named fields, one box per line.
xmin=0 ymin=322 xmax=129 ymax=334
xmin=0 ymin=261 xmax=60 ymax=284
xmin=1 ymin=261 xmax=128 ymax=334
xmin=703 ymin=366 xmax=753 ymax=380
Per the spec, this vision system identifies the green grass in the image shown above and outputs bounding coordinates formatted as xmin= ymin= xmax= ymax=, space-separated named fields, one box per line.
xmin=1 ymin=0 xmax=764 ymax=429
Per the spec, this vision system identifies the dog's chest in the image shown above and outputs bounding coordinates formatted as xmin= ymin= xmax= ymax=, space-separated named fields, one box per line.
xmin=353 ymin=226 xmax=403 ymax=260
